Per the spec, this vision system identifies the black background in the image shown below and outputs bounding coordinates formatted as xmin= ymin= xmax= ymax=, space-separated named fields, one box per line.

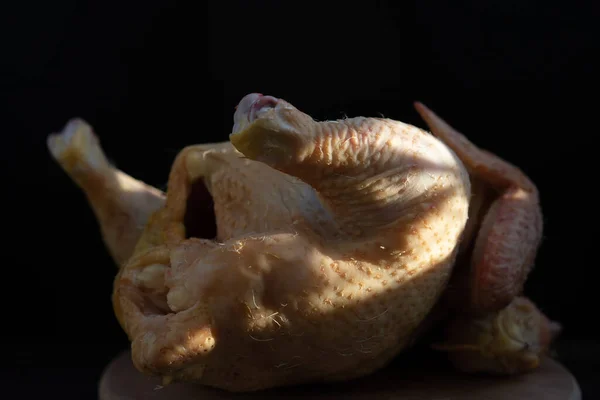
xmin=2 ymin=1 xmax=599 ymax=398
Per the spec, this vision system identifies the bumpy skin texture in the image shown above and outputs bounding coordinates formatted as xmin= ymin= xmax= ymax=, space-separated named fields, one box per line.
xmin=414 ymin=103 xmax=543 ymax=315
xmin=47 ymin=94 xmax=556 ymax=392
xmin=114 ymin=96 xmax=470 ymax=391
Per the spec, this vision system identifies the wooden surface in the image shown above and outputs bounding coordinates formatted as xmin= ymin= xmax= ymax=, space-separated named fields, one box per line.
xmin=99 ymin=350 xmax=581 ymax=400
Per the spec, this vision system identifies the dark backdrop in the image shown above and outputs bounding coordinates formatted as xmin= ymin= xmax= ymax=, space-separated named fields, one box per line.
xmin=2 ymin=1 xmax=598 ymax=398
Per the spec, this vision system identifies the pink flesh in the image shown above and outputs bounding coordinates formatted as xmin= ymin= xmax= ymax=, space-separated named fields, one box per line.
xmin=235 ymin=93 xmax=279 ymax=124
xmin=470 ymin=187 xmax=542 ymax=313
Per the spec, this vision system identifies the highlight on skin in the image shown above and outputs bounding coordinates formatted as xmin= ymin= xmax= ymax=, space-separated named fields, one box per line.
xmin=47 ymin=93 xmax=558 ymax=392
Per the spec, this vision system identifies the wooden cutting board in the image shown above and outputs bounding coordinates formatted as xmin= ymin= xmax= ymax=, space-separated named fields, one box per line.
xmin=99 ymin=350 xmax=581 ymax=400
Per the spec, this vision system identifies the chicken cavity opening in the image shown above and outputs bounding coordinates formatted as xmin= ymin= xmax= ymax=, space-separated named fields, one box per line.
xmin=130 ymin=178 xmax=218 ymax=318
xmin=184 ymin=178 xmax=217 ymax=240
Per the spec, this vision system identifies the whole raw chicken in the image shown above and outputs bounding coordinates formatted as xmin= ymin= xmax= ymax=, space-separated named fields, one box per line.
xmin=47 ymin=93 xmax=559 ymax=392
